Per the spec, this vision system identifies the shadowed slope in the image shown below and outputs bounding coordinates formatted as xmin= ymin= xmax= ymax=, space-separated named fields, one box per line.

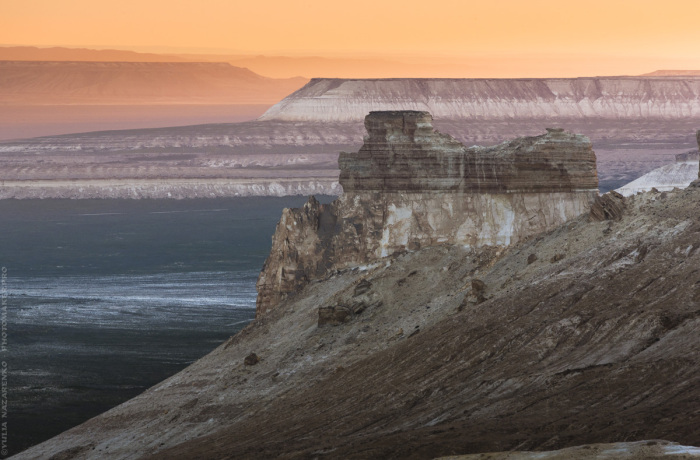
xmin=150 ymin=186 xmax=700 ymax=459
xmin=17 ymin=181 xmax=700 ymax=459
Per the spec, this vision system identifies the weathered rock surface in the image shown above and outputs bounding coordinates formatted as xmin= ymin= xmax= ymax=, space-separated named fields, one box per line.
xmin=615 ymin=160 xmax=699 ymax=196
xmin=18 ymin=179 xmax=700 ymax=460
xmin=2 ymin=77 xmax=700 ymax=198
xmin=256 ymin=111 xmax=598 ymax=316
xmin=243 ymin=353 xmax=259 ymax=366
xmin=590 ymin=191 xmax=626 ymax=221
xmin=317 ymin=305 xmax=352 ymax=327
xmin=439 ymin=441 xmax=700 ymax=459
xmin=339 ymin=116 xmax=597 ymax=193
xmin=615 ymin=131 xmax=700 ymax=196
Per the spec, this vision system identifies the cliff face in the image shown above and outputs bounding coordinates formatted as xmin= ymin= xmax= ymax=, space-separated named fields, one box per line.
xmin=256 ymin=111 xmax=598 ymax=316
xmin=3 ymin=76 xmax=699 ymax=199
xmin=260 ymin=77 xmax=700 ymax=122
xmin=615 ymin=133 xmax=699 ymax=196
xmin=19 ymin=169 xmax=700 ymax=460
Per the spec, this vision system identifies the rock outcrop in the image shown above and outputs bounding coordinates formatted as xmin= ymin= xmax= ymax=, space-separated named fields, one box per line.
xmin=17 ymin=159 xmax=700 ymax=460
xmin=256 ymin=111 xmax=598 ymax=316
xmin=615 ymin=131 xmax=700 ymax=196
xmin=4 ymin=77 xmax=700 ymax=199
xmin=590 ymin=191 xmax=626 ymax=221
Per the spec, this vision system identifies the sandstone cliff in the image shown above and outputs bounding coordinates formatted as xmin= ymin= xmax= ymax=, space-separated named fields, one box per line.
xmin=256 ymin=111 xmax=598 ymax=316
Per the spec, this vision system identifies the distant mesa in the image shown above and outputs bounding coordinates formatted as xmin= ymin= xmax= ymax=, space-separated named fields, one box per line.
xmin=3 ymin=75 xmax=700 ymax=198
xmin=640 ymin=70 xmax=700 ymax=76
xmin=0 ymin=45 xmax=190 ymax=62
xmin=256 ymin=111 xmax=599 ymax=315
xmin=616 ymin=132 xmax=700 ymax=195
xmin=259 ymin=76 xmax=700 ymax=123
xmin=0 ymin=60 xmax=308 ymax=105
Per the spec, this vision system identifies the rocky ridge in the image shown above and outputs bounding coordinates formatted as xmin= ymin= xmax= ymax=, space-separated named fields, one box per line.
xmin=256 ymin=111 xmax=598 ymax=315
xmin=13 ymin=115 xmax=700 ymax=460
xmin=15 ymin=159 xmax=700 ymax=460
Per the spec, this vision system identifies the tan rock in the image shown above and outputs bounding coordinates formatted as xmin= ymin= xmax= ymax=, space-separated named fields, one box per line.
xmin=590 ymin=190 xmax=626 ymax=221
xmin=256 ymin=111 xmax=599 ymax=316
xmin=318 ymin=305 xmax=352 ymax=327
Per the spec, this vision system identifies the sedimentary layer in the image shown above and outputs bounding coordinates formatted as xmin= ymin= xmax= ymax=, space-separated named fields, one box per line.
xmin=3 ymin=77 xmax=699 ymax=198
xmin=256 ymin=111 xmax=598 ymax=315
xmin=616 ymin=161 xmax=699 ymax=196
xmin=17 ymin=171 xmax=700 ymax=460
xmin=261 ymin=77 xmax=700 ymax=122
xmin=0 ymin=177 xmax=341 ymax=199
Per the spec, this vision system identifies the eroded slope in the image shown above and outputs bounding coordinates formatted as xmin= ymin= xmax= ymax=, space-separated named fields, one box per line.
xmin=17 ymin=178 xmax=700 ymax=459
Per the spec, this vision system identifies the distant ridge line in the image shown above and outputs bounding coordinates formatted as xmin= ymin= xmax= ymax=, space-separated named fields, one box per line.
xmin=260 ymin=76 xmax=700 ymax=122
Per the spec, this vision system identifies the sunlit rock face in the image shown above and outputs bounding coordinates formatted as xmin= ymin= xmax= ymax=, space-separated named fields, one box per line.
xmin=260 ymin=77 xmax=700 ymax=122
xmin=256 ymin=111 xmax=598 ymax=316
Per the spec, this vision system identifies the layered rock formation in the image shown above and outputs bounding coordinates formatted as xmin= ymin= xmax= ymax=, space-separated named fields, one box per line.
xmin=615 ymin=131 xmax=700 ymax=196
xmin=3 ymin=76 xmax=699 ymax=198
xmin=615 ymin=160 xmax=699 ymax=196
xmin=256 ymin=111 xmax=598 ymax=315
xmin=18 ymin=172 xmax=700 ymax=460
xmin=0 ymin=177 xmax=341 ymax=199
xmin=260 ymin=77 xmax=700 ymax=123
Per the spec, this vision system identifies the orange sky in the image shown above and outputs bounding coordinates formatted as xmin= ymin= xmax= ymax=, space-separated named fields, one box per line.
xmin=3 ymin=0 xmax=700 ymax=76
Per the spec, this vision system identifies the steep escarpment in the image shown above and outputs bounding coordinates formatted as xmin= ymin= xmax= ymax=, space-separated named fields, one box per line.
xmin=260 ymin=77 xmax=700 ymax=122
xmin=17 ymin=170 xmax=700 ymax=460
xmin=2 ymin=76 xmax=699 ymax=198
xmin=256 ymin=111 xmax=598 ymax=315
xmin=615 ymin=130 xmax=700 ymax=196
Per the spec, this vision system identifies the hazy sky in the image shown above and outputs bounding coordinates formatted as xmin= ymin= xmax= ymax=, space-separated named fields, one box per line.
xmin=3 ymin=0 xmax=700 ymax=76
